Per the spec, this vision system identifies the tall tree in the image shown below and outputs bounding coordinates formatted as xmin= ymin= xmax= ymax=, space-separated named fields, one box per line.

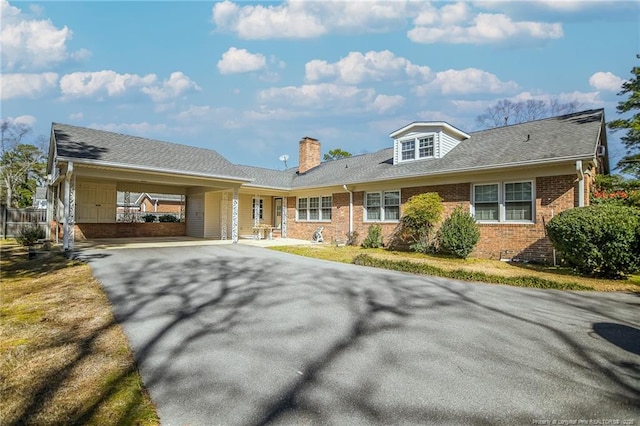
xmin=608 ymin=55 xmax=640 ymax=178
xmin=476 ymin=98 xmax=581 ymax=129
xmin=323 ymin=148 xmax=352 ymax=161
xmin=0 ymin=120 xmax=46 ymax=208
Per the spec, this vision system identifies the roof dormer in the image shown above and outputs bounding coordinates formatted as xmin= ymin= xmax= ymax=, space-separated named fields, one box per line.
xmin=390 ymin=122 xmax=470 ymax=165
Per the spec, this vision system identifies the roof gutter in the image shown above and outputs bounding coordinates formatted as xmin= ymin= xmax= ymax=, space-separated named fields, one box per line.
xmin=55 ymin=156 xmax=254 ymax=184
xmin=291 ymin=154 xmax=597 ymax=191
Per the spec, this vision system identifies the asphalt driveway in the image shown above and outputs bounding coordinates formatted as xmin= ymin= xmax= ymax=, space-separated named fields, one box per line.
xmin=77 ymin=244 xmax=640 ymax=426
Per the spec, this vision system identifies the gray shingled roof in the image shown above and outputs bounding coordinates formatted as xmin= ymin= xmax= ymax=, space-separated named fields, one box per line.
xmin=279 ymin=109 xmax=605 ymax=189
xmin=52 ymin=109 xmax=605 ymax=191
xmin=52 ymin=123 xmax=251 ymax=181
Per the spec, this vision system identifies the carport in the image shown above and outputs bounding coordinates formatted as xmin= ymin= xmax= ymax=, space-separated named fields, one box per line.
xmin=47 ymin=123 xmax=253 ymax=249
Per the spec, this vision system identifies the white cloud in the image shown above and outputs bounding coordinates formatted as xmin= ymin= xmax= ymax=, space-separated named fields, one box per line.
xmin=416 ymin=68 xmax=518 ymax=95
xmin=1 ymin=72 xmax=58 ymax=99
xmin=372 ymin=94 xmax=405 ymax=114
xmin=217 ymin=47 xmax=267 ymax=74
xmin=212 ymin=0 xmax=409 ymax=39
xmin=305 ymin=50 xmax=431 ymax=84
xmin=258 ymin=83 xmax=375 ymax=109
xmin=60 ymin=70 xmax=199 ymax=102
xmin=141 ymin=72 xmax=200 ymax=102
xmin=69 ymin=112 xmax=83 ymax=120
xmin=60 ymin=70 xmax=157 ymax=98
xmin=409 ymin=11 xmax=563 ymax=44
xmin=0 ymin=0 xmax=90 ymax=71
xmin=589 ymin=72 xmax=624 ymax=92
xmin=174 ymin=105 xmax=212 ymax=120
xmin=212 ymin=0 xmax=564 ymax=46
xmin=213 ymin=0 xmax=325 ymax=39
xmin=3 ymin=114 xmax=37 ymax=127
xmin=88 ymin=122 xmax=168 ymax=135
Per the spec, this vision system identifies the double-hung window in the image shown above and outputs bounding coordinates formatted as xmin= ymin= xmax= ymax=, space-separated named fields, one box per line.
xmin=365 ymin=190 xmax=400 ymax=221
xmin=252 ymin=197 xmax=263 ymax=220
xmin=505 ymin=182 xmax=533 ymax=221
xmin=418 ymin=136 xmax=434 ymax=158
xmin=473 ymin=184 xmax=499 ymax=221
xmin=473 ymin=181 xmax=534 ymax=222
xmin=297 ymin=196 xmax=332 ymax=221
xmin=401 ymin=140 xmax=415 ymax=161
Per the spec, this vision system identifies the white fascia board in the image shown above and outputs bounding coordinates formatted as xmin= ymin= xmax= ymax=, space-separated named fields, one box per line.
xmin=55 ymin=156 xmax=254 ymax=184
xmin=389 ymin=122 xmax=470 ymax=140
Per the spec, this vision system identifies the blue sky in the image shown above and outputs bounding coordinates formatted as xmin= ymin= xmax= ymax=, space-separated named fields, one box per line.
xmin=1 ymin=0 xmax=638 ymax=171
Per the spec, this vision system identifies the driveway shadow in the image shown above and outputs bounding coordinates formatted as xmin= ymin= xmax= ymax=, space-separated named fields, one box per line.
xmin=593 ymin=323 xmax=640 ymax=355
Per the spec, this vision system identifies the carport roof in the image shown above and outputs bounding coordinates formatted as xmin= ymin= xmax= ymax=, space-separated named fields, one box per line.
xmin=51 ymin=123 xmax=252 ymax=182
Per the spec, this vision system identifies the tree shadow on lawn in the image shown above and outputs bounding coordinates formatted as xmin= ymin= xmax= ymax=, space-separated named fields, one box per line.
xmin=17 ymin=246 xmax=640 ymax=425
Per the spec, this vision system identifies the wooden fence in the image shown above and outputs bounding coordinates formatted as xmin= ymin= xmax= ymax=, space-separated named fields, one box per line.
xmin=1 ymin=206 xmax=48 ymax=238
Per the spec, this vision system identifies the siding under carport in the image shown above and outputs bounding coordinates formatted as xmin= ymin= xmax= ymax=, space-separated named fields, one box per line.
xmin=186 ymin=194 xmax=204 ymax=237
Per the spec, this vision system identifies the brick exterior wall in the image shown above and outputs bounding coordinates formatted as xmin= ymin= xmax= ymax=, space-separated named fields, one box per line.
xmin=73 ymin=222 xmax=186 ymax=239
xmin=286 ymin=174 xmax=578 ymax=263
xmin=298 ymin=137 xmax=321 ymax=174
xmin=141 ymin=199 xmax=183 ymax=213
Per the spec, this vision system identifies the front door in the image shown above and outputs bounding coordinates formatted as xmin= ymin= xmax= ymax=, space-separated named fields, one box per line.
xmin=273 ymin=198 xmax=282 ymax=229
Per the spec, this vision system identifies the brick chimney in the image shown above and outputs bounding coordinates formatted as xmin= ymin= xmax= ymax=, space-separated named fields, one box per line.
xmin=298 ymin=136 xmax=321 ymax=174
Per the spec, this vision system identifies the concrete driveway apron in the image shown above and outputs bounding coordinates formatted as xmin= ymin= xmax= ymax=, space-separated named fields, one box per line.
xmin=77 ymin=244 xmax=640 ymax=426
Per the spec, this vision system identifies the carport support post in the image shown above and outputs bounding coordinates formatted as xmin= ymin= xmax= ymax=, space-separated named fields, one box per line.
xmin=231 ymin=189 xmax=239 ymax=243
xmin=63 ymin=162 xmax=74 ymax=251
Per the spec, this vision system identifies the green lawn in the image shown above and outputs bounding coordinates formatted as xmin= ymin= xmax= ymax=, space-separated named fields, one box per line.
xmin=270 ymin=245 xmax=640 ymax=292
xmin=0 ymin=240 xmax=159 ymax=425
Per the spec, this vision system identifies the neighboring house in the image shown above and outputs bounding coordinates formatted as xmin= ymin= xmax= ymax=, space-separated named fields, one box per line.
xmin=115 ymin=192 xmax=185 ymax=221
xmin=137 ymin=192 xmax=185 ymax=215
xmin=46 ymin=109 xmax=609 ymax=262
xmin=33 ymin=186 xmax=47 ymax=209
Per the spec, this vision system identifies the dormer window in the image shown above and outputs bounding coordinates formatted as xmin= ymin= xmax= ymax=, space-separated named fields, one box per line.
xmin=390 ymin=121 xmax=470 ymax=165
xmin=418 ymin=136 xmax=434 ymax=158
xmin=401 ymin=140 xmax=415 ymax=160
xmin=399 ymin=135 xmax=435 ymax=162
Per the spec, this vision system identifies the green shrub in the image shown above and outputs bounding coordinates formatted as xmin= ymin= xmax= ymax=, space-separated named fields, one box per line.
xmin=158 ymin=214 xmax=179 ymax=222
xmin=142 ymin=214 xmax=156 ymax=223
xmin=361 ymin=225 xmax=383 ymax=248
xmin=401 ymin=193 xmax=444 ymax=253
xmin=16 ymin=225 xmax=46 ymax=247
xmin=546 ymin=204 xmax=640 ymax=277
xmin=438 ymin=206 xmax=480 ymax=258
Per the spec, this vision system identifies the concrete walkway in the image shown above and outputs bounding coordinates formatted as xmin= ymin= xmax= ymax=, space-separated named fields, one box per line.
xmin=76 ymin=244 xmax=640 ymax=426
xmin=74 ymin=236 xmax=316 ymax=250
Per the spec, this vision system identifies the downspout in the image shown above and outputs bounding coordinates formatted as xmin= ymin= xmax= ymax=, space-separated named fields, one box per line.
xmin=576 ymin=160 xmax=585 ymax=207
xmin=342 ymin=184 xmax=353 ymax=237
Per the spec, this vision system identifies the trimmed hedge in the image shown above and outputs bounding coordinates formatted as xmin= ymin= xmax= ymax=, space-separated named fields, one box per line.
xmin=546 ymin=204 xmax=640 ymax=278
xmin=352 ymin=253 xmax=591 ymax=290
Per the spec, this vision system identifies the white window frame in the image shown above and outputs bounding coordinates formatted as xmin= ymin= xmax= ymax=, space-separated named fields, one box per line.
xmin=472 ymin=181 xmax=535 ymax=223
xmin=398 ymin=134 xmax=436 ymax=162
xmin=365 ymin=190 xmax=401 ymax=222
xmin=297 ymin=195 xmax=332 ymax=221
xmin=252 ymin=197 xmax=263 ymax=220
xmin=418 ymin=135 xmax=434 ymax=158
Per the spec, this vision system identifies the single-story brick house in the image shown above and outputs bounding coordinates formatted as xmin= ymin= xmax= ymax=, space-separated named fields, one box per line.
xmin=46 ymin=109 xmax=609 ymax=261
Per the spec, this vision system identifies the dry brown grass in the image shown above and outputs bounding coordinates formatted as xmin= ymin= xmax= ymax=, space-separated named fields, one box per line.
xmin=0 ymin=240 xmax=159 ymax=425
xmin=271 ymin=245 xmax=640 ymax=293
